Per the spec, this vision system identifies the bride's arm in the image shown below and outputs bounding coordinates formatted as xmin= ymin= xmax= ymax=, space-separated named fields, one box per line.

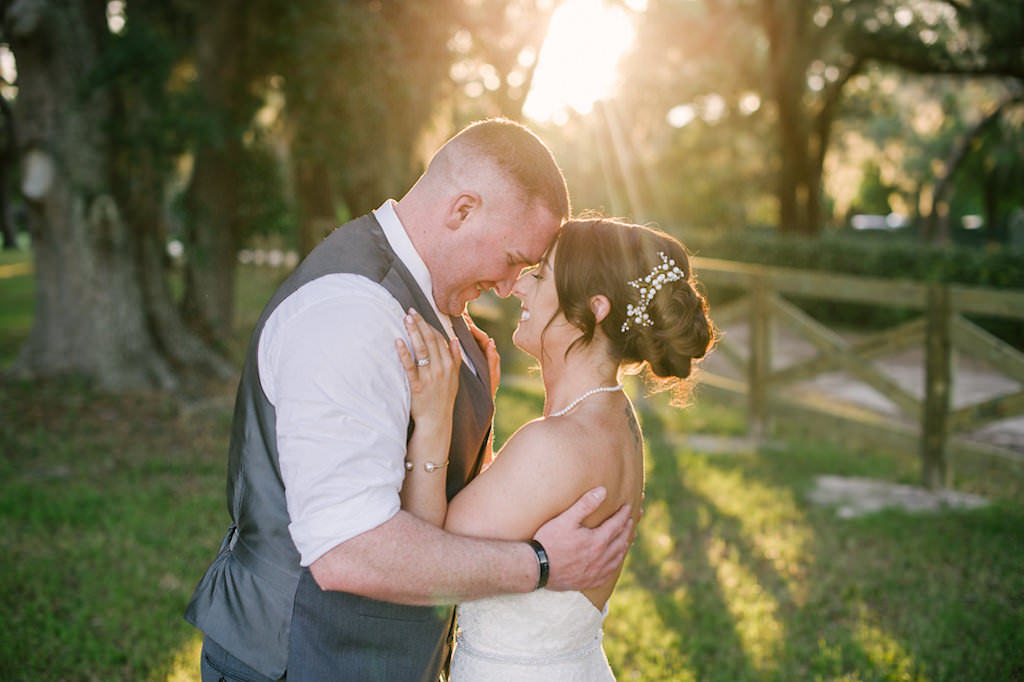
xmin=395 ymin=310 xmax=461 ymax=527
xmin=399 ymin=311 xmax=631 ymax=583
xmin=445 ymin=419 xmax=604 ymax=543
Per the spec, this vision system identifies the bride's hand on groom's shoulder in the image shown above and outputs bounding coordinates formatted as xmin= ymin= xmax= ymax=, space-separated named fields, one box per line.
xmin=396 ymin=309 xmax=461 ymax=429
xmin=463 ymin=313 xmax=501 ymax=400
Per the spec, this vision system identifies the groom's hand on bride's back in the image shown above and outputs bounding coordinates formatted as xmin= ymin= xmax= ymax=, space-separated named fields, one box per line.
xmin=532 ymin=486 xmax=634 ymax=591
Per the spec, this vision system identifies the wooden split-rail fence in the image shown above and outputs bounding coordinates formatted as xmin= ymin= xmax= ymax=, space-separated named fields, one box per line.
xmin=692 ymin=257 xmax=1024 ymax=489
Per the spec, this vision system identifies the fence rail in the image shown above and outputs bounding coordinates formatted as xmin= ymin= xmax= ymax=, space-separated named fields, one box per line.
xmin=692 ymin=257 xmax=1024 ymax=488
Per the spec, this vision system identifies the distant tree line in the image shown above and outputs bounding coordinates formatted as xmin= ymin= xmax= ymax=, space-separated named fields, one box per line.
xmin=605 ymin=0 xmax=1023 ymax=238
xmin=1 ymin=0 xmax=1020 ymax=391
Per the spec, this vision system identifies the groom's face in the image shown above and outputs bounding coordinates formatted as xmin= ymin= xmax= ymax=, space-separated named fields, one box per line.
xmin=432 ymin=199 xmax=559 ymax=317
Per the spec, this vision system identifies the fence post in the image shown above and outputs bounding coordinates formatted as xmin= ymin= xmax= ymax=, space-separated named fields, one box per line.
xmin=921 ymin=284 xmax=952 ymax=490
xmin=748 ymin=275 xmax=772 ymax=440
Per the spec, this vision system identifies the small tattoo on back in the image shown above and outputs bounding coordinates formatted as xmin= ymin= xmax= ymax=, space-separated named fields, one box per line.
xmin=626 ymin=405 xmax=642 ymax=453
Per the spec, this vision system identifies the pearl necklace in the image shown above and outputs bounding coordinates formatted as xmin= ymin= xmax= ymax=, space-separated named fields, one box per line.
xmin=549 ymin=384 xmax=624 ymax=418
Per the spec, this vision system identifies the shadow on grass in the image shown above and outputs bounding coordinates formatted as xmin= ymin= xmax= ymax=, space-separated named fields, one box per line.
xmin=616 ymin=404 xmax=758 ymax=681
xmin=610 ymin=396 xmax=1024 ymax=681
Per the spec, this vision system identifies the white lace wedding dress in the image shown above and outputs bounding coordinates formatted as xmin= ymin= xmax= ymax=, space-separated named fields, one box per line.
xmin=450 ymin=588 xmax=615 ymax=681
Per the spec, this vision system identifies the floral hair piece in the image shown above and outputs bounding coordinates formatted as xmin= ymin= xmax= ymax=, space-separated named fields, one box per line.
xmin=621 ymin=251 xmax=687 ymax=333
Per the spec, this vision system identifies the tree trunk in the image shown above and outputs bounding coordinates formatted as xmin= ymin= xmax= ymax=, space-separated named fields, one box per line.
xmin=0 ymin=94 xmax=17 ymax=250
xmin=109 ymin=77 xmax=237 ymax=384
xmin=181 ymin=0 xmax=247 ymax=342
xmin=983 ymin=177 xmax=1000 ymax=244
xmin=293 ymin=158 xmax=337 ymax=258
xmin=809 ymin=58 xmax=863 ymax=233
xmin=182 ymin=143 xmax=241 ymax=342
xmin=7 ymin=0 xmax=232 ymax=390
xmin=921 ymin=91 xmax=1021 ymax=244
xmin=764 ymin=0 xmax=816 ymax=236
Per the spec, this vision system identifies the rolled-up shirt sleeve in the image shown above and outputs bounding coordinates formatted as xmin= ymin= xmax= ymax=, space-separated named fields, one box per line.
xmin=258 ymin=274 xmax=412 ymax=566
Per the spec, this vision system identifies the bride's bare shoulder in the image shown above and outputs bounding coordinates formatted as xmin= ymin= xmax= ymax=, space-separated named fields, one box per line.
xmin=494 ymin=414 xmax=595 ymax=470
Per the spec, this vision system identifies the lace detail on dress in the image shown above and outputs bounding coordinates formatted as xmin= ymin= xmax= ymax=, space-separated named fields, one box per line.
xmin=455 ymin=629 xmax=602 ymax=665
xmin=450 ymin=589 xmax=615 ymax=681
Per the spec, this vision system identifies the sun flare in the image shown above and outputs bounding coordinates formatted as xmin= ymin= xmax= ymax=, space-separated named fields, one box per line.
xmin=523 ymin=0 xmax=640 ymax=124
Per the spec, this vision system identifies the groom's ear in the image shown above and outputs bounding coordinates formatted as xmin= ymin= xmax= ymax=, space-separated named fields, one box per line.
xmin=444 ymin=192 xmax=480 ymax=231
xmin=590 ymin=295 xmax=611 ymax=324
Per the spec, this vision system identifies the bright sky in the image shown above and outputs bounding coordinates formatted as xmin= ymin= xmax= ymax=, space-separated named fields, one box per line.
xmin=523 ymin=0 xmax=641 ymax=124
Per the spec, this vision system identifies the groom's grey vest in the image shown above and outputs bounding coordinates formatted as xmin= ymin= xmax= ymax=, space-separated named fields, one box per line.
xmin=185 ymin=214 xmax=494 ymax=680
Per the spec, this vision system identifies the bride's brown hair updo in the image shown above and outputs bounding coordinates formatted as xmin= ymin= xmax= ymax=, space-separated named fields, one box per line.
xmin=551 ymin=218 xmax=716 ymax=400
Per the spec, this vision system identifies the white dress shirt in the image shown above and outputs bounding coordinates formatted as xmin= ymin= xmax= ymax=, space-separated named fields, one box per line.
xmin=258 ymin=200 xmax=447 ymax=566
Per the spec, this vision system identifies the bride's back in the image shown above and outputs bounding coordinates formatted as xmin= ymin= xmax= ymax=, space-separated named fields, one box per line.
xmin=559 ymin=393 xmax=644 ymax=609
xmin=446 ymin=385 xmax=643 ymax=610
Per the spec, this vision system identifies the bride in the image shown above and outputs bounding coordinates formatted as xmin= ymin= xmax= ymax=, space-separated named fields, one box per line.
xmin=395 ymin=217 xmax=715 ymax=680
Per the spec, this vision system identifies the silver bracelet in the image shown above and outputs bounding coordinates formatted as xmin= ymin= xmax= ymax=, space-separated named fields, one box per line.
xmin=404 ymin=459 xmax=449 ymax=473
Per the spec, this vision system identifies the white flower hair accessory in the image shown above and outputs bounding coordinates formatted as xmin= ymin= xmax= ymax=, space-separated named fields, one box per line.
xmin=621 ymin=251 xmax=687 ymax=333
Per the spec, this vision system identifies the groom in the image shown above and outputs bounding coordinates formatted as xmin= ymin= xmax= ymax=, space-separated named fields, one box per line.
xmin=185 ymin=118 xmax=633 ymax=681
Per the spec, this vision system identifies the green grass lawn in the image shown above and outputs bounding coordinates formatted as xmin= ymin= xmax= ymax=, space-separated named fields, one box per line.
xmin=2 ymin=251 xmax=1022 ymax=681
